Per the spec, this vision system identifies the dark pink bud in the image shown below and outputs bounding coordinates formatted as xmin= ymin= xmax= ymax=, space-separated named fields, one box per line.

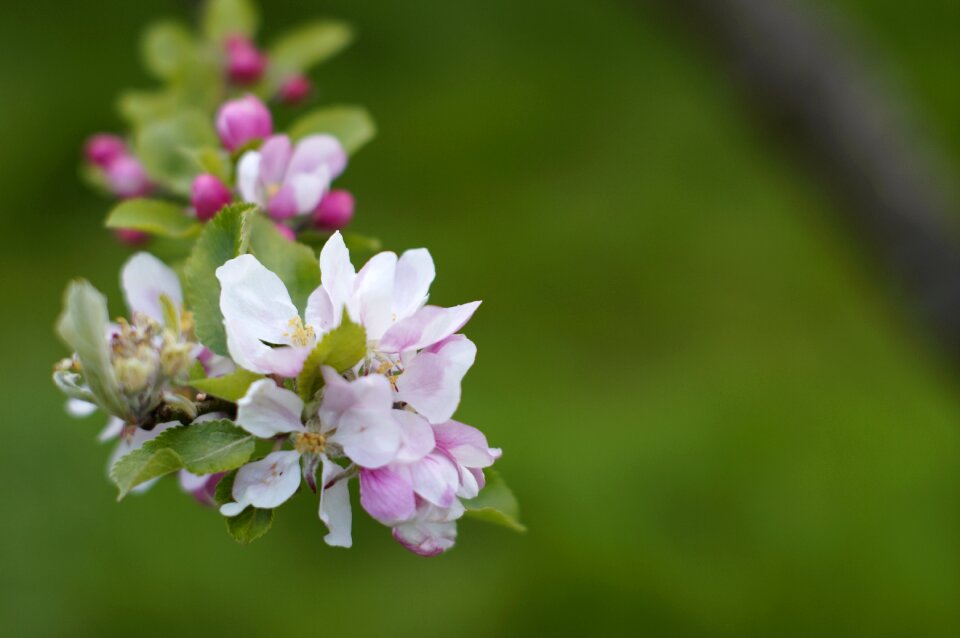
xmin=105 ymin=155 xmax=151 ymax=199
xmin=312 ymin=190 xmax=355 ymax=230
xmin=274 ymin=223 xmax=296 ymax=241
xmin=225 ymin=35 xmax=266 ymax=85
xmin=85 ymin=134 xmax=127 ymax=168
xmin=278 ymin=75 xmax=312 ymax=105
xmin=216 ymin=95 xmax=273 ymax=152
xmin=114 ymin=228 xmax=149 ymax=246
xmin=191 ymin=173 xmax=233 ymax=221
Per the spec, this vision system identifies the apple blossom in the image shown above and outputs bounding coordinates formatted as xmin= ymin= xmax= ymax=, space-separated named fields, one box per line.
xmin=216 ymin=95 xmax=273 ymax=152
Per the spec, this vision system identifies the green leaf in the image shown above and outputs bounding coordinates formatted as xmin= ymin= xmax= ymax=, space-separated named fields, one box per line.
xmin=464 ymin=470 xmax=526 ymax=533
xmin=298 ymin=230 xmax=382 ymax=257
xmin=214 ymin=471 xmax=274 ymax=544
xmin=184 ymin=203 xmax=257 ymax=355
xmin=264 ymin=21 xmax=353 ymax=91
xmin=182 ymin=146 xmax=232 ymax=184
xmin=248 ymin=215 xmax=320 ymax=313
xmin=142 ymin=21 xmax=196 ymax=80
xmin=191 ymin=367 xmax=264 ymax=402
xmin=288 ymin=105 xmax=376 ymax=155
xmin=111 ymin=419 xmax=255 ymax=499
xmin=296 ymin=314 xmax=366 ymax=401
xmin=56 ymin=280 xmax=130 ymax=421
xmin=202 ymin=0 xmax=259 ymax=43
xmin=105 ymin=198 xmax=200 ymax=239
xmin=117 ymin=89 xmax=180 ymax=126
xmin=134 ymin=109 xmax=219 ymax=196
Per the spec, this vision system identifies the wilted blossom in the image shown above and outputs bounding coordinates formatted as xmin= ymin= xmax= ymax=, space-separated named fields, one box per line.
xmin=216 ymin=95 xmax=274 ymax=152
xmin=237 ymin=134 xmax=346 ymax=220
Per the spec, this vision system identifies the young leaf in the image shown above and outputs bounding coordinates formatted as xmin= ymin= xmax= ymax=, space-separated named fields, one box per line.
xmin=265 ymin=20 xmax=353 ymax=91
xmin=55 ymin=280 xmax=130 ymax=421
xmin=202 ymin=0 xmax=259 ymax=43
xmin=184 ymin=203 xmax=257 ymax=355
xmin=214 ymin=470 xmax=274 ymax=544
xmin=105 ymin=198 xmax=200 ymax=239
xmin=287 ymin=105 xmax=376 ymax=155
xmin=134 ymin=109 xmax=219 ymax=196
xmin=181 ymin=146 xmax=232 ymax=184
xmin=190 ymin=367 xmax=264 ymax=402
xmin=142 ymin=21 xmax=196 ymax=81
xmin=110 ymin=419 xmax=255 ymax=499
xmin=248 ymin=214 xmax=320 ymax=313
xmin=464 ymin=470 xmax=526 ymax=533
xmin=296 ymin=314 xmax=366 ymax=401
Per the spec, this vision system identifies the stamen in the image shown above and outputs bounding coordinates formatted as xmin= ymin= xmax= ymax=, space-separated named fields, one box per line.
xmin=282 ymin=317 xmax=315 ymax=348
xmin=294 ymin=432 xmax=327 ymax=455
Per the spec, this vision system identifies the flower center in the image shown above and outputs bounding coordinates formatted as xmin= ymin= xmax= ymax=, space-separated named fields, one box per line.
xmin=294 ymin=432 xmax=326 ymax=455
xmin=283 ymin=317 xmax=315 ymax=348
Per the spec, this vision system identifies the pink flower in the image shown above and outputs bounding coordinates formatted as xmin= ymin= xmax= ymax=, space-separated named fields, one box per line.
xmin=105 ymin=155 xmax=151 ymax=199
xmin=312 ymin=189 xmax=355 ymax=230
xmin=191 ymin=173 xmax=233 ymax=221
xmin=216 ymin=95 xmax=273 ymax=152
xmin=85 ymin=134 xmax=127 ymax=168
xmin=237 ymin=134 xmax=346 ymax=220
xmin=225 ymin=35 xmax=266 ymax=85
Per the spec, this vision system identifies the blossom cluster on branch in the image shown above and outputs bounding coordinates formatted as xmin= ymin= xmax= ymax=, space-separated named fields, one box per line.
xmin=53 ymin=0 xmax=521 ymax=554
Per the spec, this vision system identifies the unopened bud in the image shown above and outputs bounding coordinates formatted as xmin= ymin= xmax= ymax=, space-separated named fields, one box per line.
xmin=85 ymin=134 xmax=127 ymax=168
xmin=114 ymin=229 xmax=150 ymax=246
xmin=216 ymin=95 xmax=273 ymax=152
xmin=278 ymin=75 xmax=312 ymax=105
xmin=312 ymin=190 xmax=355 ymax=230
xmin=225 ymin=35 xmax=267 ymax=85
xmin=114 ymin=356 xmax=153 ymax=394
xmin=191 ymin=173 xmax=233 ymax=221
xmin=105 ymin=155 xmax=151 ymax=199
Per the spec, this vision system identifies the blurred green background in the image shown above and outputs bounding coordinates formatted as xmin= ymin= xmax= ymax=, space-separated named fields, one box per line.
xmin=1 ymin=1 xmax=959 ymax=636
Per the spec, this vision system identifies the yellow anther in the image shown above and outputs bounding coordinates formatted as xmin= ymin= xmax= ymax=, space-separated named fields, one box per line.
xmin=294 ymin=432 xmax=327 ymax=455
xmin=283 ymin=317 xmax=316 ymax=348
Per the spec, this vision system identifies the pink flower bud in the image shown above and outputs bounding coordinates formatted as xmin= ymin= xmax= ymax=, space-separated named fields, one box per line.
xmin=274 ymin=223 xmax=296 ymax=241
xmin=114 ymin=228 xmax=150 ymax=246
xmin=84 ymin=134 xmax=127 ymax=168
xmin=312 ymin=190 xmax=355 ymax=230
xmin=216 ymin=95 xmax=273 ymax=152
xmin=105 ymin=155 xmax=151 ymax=199
xmin=191 ymin=173 xmax=233 ymax=221
xmin=278 ymin=75 xmax=312 ymax=105
xmin=225 ymin=35 xmax=267 ymax=85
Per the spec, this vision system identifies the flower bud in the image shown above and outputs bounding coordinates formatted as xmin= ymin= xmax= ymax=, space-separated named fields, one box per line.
xmin=160 ymin=340 xmax=194 ymax=378
xmin=114 ymin=356 xmax=153 ymax=394
xmin=225 ymin=36 xmax=267 ymax=85
xmin=105 ymin=155 xmax=151 ymax=199
xmin=278 ymin=74 xmax=312 ymax=105
xmin=312 ymin=190 xmax=355 ymax=230
xmin=191 ymin=173 xmax=233 ymax=221
xmin=114 ymin=229 xmax=150 ymax=246
xmin=274 ymin=223 xmax=296 ymax=241
xmin=85 ymin=134 xmax=127 ymax=168
xmin=216 ymin=95 xmax=273 ymax=152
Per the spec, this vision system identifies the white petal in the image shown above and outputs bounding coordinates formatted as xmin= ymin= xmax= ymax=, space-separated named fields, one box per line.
xmin=393 ymin=248 xmax=435 ymax=321
xmin=304 ymin=286 xmax=336 ymax=334
xmin=318 ymin=368 xmax=394 ymax=428
xmin=396 ymin=336 xmax=477 ymax=424
xmin=408 ymin=452 xmax=459 ymax=507
xmin=334 ymin=409 xmax=402 ymax=469
xmin=97 ymin=417 xmax=125 ymax=442
xmin=66 ymin=399 xmax=98 ymax=418
xmin=236 ymin=379 xmax=306 ymax=437
xmin=121 ymin=252 xmax=183 ymax=323
xmin=178 ymin=469 xmax=209 ymax=492
xmin=237 ymin=151 xmax=263 ymax=204
xmin=378 ymin=302 xmax=481 ymax=354
xmin=318 ymin=455 xmax=352 ymax=548
xmin=319 ymin=231 xmax=356 ymax=326
xmin=393 ymin=410 xmax=435 ymax=464
xmin=354 ymin=251 xmax=398 ymax=340
xmin=290 ymin=167 xmax=330 ymax=214
xmin=228 ymin=451 xmax=302 ymax=511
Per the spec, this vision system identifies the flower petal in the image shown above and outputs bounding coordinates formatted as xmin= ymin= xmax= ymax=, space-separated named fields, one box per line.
xmin=392 ymin=248 xmax=435 ymax=321
xmin=354 ymin=251 xmax=398 ymax=340
xmin=236 ymin=378 xmax=306 ymax=437
xmin=391 ymin=501 xmax=464 ymax=556
xmin=320 ymin=369 xmax=401 ymax=467
xmin=319 ymin=231 xmax=357 ymax=325
xmin=67 ymin=399 xmax=98 ymax=419
xmin=393 ymin=410 xmax=435 ymax=464
xmin=121 ymin=252 xmax=183 ymax=323
xmin=396 ymin=335 xmax=477 ymax=424
xmin=287 ymin=134 xmax=346 ymax=180
xmin=378 ymin=302 xmax=481 ymax=354
xmin=359 ymin=466 xmax=416 ymax=525
xmin=433 ymin=420 xmax=499 ymax=468
xmin=318 ymin=455 xmax=352 ymax=547
xmin=237 ymin=151 xmax=262 ymax=204
xmin=266 ymin=183 xmax=299 ymax=220
xmin=408 ymin=452 xmax=459 ymax=507
xmin=258 ymin=135 xmax=292 ymax=186
xmin=221 ymin=450 xmax=301 ymax=515
xmin=289 ymin=167 xmax=330 ymax=213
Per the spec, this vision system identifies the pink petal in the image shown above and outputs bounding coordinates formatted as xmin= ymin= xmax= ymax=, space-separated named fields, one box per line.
xmin=396 ymin=336 xmax=477 ymax=424
xmin=433 ymin=420 xmax=498 ymax=468
xmin=258 ymin=135 xmax=292 ymax=186
xmin=359 ymin=466 xmax=416 ymax=525
xmin=121 ymin=252 xmax=183 ymax=323
xmin=236 ymin=379 xmax=306 ymax=438
xmin=378 ymin=302 xmax=481 ymax=354
xmin=392 ymin=248 xmax=435 ymax=321
xmin=393 ymin=410 xmax=436 ymax=464
xmin=287 ymin=134 xmax=347 ymax=180
xmin=408 ymin=452 xmax=459 ymax=507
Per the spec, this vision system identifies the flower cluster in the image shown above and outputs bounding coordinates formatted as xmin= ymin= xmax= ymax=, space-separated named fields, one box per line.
xmin=53 ymin=0 xmax=520 ymax=554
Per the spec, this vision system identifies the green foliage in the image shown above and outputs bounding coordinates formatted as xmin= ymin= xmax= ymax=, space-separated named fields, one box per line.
xmin=214 ymin=471 xmax=275 ymax=544
xmin=464 ymin=470 xmax=526 ymax=533
xmin=55 ymin=280 xmax=130 ymax=421
xmin=142 ymin=21 xmax=196 ymax=81
xmin=182 ymin=146 xmax=233 ymax=184
xmin=288 ymin=105 xmax=376 ymax=155
xmin=134 ymin=109 xmax=219 ymax=196
xmin=247 ymin=215 xmax=320 ymax=313
xmin=190 ymin=367 xmax=264 ymax=402
xmin=111 ymin=419 xmax=255 ymax=499
xmin=298 ymin=230 xmax=382 ymax=260
xmin=183 ymin=203 xmax=257 ymax=356
xmin=105 ymin=198 xmax=200 ymax=238
xmin=264 ymin=20 xmax=353 ymax=93
xmin=202 ymin=0 xmax=259 ymax=43
xmin=295 ymin=314 xmax=366 ymax=401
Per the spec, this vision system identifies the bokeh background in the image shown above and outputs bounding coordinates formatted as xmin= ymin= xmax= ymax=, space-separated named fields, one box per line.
xmin=2 ymin=0 xmax=959 ymax=636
